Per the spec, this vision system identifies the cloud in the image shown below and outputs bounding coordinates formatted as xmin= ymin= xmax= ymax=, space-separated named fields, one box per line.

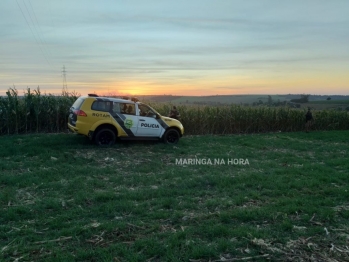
xmin=1 ymin=0 xmax=348 ymax=95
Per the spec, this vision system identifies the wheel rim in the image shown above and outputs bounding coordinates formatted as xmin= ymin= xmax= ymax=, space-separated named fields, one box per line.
xmin=167 ymin=131 xmax=179 ymax=143
xmin=99 ymin=131 xmax=113 ymax=145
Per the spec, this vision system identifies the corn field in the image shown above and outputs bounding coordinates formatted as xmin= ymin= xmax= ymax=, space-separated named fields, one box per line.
xmin=152 ymin=104 xmax=349 ymax=135
xmin=0 ymin=87 xmax=77 ymax=135
xmin=1 ymin=87 xmax=348 ymax=136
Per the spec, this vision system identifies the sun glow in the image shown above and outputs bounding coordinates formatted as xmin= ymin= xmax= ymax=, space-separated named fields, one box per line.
xmin=65 ymin=69 xmax=349 ymax=97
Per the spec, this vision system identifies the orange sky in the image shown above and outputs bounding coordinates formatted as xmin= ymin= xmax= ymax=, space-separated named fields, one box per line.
xmin=79 ymin=69 xmax=349 ymax=96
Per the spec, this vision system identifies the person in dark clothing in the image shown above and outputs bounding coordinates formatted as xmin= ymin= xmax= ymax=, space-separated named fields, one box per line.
xmin=121 ymin=103 xmax=128 ymax=113
xmin=305 ymin=108 xmax=313 ymax=132
xmin=127 ymin=105 xmax=134 ymax=114
xmin=169 ymin=106 xmax=180 ymax=120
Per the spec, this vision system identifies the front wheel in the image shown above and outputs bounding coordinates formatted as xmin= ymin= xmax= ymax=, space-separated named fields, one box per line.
xmin=163 ymin=129 xmax=180 ymax=144
xmin=94 ymin=128 xmax=116 ymax=146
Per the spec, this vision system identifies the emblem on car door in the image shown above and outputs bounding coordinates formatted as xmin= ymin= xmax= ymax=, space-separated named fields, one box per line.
xmin=124 ymin=118 xmax=133 ymax=129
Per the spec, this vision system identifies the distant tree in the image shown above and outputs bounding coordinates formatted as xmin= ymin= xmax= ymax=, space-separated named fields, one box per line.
xmin=327 ymin=97 xmax=331 ymax=101
xmin=300 ymin=94 xmax=310 ymax=102
xmin=290 ymin=94 xmax=310 ymax=103
xmin=268 ymin=95 xmax=273 ymax=105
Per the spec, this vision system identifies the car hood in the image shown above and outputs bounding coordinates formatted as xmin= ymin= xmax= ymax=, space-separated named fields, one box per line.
xmin=162 ymin=116 xmax=180 ymax=122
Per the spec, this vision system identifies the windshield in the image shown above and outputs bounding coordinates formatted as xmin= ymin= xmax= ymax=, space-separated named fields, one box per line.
xmin=138 ymin=103 xmax=160 ymax=115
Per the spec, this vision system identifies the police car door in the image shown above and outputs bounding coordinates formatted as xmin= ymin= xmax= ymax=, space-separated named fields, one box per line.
xmin=136 ymin=104 xmax=162 ymax=137
xmin=111 ymin=102 xmax=138 ymax=137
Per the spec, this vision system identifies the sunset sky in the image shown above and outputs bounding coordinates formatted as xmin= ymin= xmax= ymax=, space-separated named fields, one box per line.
xmin=1 ymin=0 xmax=348 ymax=96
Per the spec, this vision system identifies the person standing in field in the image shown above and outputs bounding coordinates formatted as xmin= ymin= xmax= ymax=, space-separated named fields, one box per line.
xmin=169 ymin=106 xmax=180 ymax=120
xmin=305 ymin=108 xmax=313 ymax=132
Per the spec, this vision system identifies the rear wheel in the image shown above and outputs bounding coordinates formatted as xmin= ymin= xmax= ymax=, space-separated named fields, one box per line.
xmin=163 ymin=129 xmax=180 ymax=144
xmin=94 ymin=128 xmax=116 ymax=146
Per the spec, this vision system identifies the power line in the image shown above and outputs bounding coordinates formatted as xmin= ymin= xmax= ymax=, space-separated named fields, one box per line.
xmin=27 ymin=0 xmax=52 ymax=58
xmin=15 ymin=0 xmax=52 ymax=67
xmin=22 ymin=0 xmax=50 ymax=63
xmin=28 ymin=0 xmax=44 ymax=35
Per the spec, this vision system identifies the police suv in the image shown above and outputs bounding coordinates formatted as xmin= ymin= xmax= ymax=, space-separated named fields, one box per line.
xmin=68 ymin=94 xmax=184 ymax=145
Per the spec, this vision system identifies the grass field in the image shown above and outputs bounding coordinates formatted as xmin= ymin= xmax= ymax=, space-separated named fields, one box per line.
xmin=304 ymin=100 xmax=349 ymax=111
xmin=168 ymin=95 xmax=274 ymax=105
xmin=1 ymin=131 xmax=349 ymax=261
xmin=308 ymin=100 xmax=349 ymax=105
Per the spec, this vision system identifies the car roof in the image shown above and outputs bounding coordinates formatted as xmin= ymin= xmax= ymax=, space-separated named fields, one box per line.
xmin=81 ymin=96 xmax=136 ymax=104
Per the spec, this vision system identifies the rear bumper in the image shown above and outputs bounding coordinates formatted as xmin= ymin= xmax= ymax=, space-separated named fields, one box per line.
xmin=68 ymin=123 xmax=78 ymax=133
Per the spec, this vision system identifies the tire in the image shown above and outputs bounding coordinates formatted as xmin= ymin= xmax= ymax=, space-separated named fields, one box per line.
xmin=163 ymin=129 xmax=180 ymax=144
xmin=94 ymin=128 xmax=116 ymax=146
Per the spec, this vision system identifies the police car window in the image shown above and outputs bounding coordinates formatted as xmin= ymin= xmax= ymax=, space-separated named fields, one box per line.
xmin=71 ymin=97 xmax=84 ymax=110
xmin=112 ymin=102 xmax=121 ymax=113
xmin=91 ymin=101 xmax=111 ymax=112
xmin=139 ymin=104 xmax=156 ymax=117
xmin=121 ymin=103 xmax=135 ymax=115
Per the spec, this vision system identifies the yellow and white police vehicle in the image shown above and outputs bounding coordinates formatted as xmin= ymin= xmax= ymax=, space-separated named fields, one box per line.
xmin=68 ymin=94 xmax=184 ymax=145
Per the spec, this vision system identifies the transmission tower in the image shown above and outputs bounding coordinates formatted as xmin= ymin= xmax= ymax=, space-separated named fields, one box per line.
xmin=62 ymin=65 xmax=68 ymax=95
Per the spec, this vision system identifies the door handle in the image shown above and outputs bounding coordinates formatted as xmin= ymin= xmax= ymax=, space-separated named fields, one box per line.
xmin=139 ymin=119 xmax=145 ymax=121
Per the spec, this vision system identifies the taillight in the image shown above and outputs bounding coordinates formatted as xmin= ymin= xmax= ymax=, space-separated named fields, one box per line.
xmin=74 ymin=109 xmax=87 ymax=117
